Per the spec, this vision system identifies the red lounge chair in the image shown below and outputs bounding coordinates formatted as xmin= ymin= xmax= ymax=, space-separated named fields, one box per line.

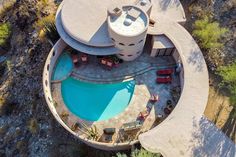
xmin=156 ymin=76 xmax=172 ymax=83
xmin=156 ymin=69 xmax=173 ymax=75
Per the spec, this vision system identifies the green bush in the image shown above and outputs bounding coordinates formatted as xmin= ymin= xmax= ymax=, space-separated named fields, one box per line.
xmin=217 ymin=61 xmax=236 ymax=117
xmin=193 ymin=16 xmax=228 ymax=49
xmin=28 ymin=118 xmax=39 ymax=134
xmin=116 ymin=148 xmax=161 ymax=157
xmin=0 ymin=22 xmax=11 ymax=48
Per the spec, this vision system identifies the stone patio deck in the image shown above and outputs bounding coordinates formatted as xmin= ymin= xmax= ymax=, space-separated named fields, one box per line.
xmin=71 ymin=50 xmax=177 ymax=83
xmin=51 ymin=53 xmax=180 ymax=143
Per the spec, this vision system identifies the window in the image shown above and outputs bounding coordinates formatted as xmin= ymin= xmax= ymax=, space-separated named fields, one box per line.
xmin=136 ymin=51 xmax=141 ymax=54
xmin=47 ymin=64 xmax=49 ymax=71
xmin=45 ymin=80 xmax=48 ymax=86
xmin=52 ymin=51 xmax=55 ymax=56
xmin=119 ymin=43 xmax=125 ymax=46
xmin=128 ymin=43 xmax=135 ymax=46
xmin=139 ymin=39 xmax=143 ymax=43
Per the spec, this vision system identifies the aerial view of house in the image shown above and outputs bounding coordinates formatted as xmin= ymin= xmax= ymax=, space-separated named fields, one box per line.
xmin=0 ymin=0 xmax=235 ymax=156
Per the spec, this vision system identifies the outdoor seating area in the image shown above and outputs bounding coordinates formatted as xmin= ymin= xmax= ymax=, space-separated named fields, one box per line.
xmin=71 ymin=52 xmax=89 ymax=67
xmin=156 ymin=68 xmax=174 ymax=84
xmin=99 ymin=56 xmax=121 ymax=70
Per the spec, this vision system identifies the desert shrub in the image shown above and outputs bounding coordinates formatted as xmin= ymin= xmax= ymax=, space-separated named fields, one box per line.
xmin=38 ymin=0 xmax=49 ymax=8
xmin=0 ymin=22 xmax=12 ymax=49
xmin=116 ymin=148 xmax=161 ymax=157
xmin=217 ymin=61 xmax=236 ymax=117
xmin=34 ymin=14 xmax=55 ymax=30
xmin=193 ymin=16 xmax=228 ymax=50
xmin=0 ymin=0 xmax=16 ymax=18
xmin=0 ymin=63 xmax=6 ymax=77
xmin=28 ymin=118 xmax=39 ymax=134
xmin=14 ymin=1 xmax=38 ymax=31
xmin=0 ymin=97 xmax=17 ymax=116
xmin=43 ymin=21 xmax=60 ymax=44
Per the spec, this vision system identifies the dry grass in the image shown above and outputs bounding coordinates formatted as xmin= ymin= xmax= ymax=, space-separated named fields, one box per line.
xmin=0 ymin=0 xmax=16 ymax=19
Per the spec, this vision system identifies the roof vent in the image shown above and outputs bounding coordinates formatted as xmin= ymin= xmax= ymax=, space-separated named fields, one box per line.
xmin=140 ymin=0 xmax=148 ymax=6
xmin=124 ymin=18 xmax=132 ymax=26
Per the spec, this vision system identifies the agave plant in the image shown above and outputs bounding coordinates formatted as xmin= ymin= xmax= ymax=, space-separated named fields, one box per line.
xmin=79 ymin=122 xmax=99 ymax=141
xmin=43 ymin=22 xmax=60 ymax=44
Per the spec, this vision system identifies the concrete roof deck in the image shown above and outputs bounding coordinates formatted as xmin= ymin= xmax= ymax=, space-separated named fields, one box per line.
xmin=56 ymin=8 xmax=120 ymax=55
xmin=56 ymin=0 xmax=186 ymax=52
xmin=60 ymin=0 xmax=137 ymax=47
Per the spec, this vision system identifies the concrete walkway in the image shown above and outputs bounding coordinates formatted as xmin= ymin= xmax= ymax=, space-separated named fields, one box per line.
xmin=139 ymin=19 xmax=236 ymax=157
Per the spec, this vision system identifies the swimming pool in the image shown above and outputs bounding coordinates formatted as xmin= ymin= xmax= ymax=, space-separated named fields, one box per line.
xmin=52 ymin=52 xmax=73 ymax=81
xmin=61 ymin=77 xmax=135 ymax=121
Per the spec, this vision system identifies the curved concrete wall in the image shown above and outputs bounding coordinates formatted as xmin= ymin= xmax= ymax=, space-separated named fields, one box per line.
xmin=139 ymin=20 xmax=209 ymax=156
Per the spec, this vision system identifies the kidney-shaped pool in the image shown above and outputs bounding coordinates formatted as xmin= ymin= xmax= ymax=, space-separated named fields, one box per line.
xmin=61 ymin=77 xmax=135 ymax=121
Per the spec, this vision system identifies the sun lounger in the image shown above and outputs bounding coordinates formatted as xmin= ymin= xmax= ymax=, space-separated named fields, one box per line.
xmin=156 ymin=69 xmax=173 ymax=75
xmin=156 ymin=76 xmax=172 ymax=83
xmin=122 ymin=121 xmax=142 ymax=131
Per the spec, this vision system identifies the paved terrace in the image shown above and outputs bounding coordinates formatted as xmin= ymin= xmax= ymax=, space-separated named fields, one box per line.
xmin=51 ymin=54 xmax=181 ymax=143
xmin=139 ymin=19 xmax=236 ymax=156
xmin=71 ymin=52 xmax=176 ymax=83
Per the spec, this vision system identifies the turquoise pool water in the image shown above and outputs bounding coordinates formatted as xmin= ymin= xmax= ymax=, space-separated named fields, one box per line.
xmin=61 ymin=77 xmax=135 ymax=121
xmin=52 ymin=53 xmax=73 ymax=81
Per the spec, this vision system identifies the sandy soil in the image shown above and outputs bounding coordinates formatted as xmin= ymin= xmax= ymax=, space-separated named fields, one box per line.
xmin=204 ymin=86 xmax=236 ymax=143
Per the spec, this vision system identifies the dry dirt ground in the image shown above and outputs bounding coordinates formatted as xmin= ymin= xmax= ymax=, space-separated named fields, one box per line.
xmin=204 ymin=77 xmax=236 ymax=143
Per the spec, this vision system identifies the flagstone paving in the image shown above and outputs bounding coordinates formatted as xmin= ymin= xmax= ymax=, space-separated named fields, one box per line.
xmin=51 ymin=52 xmax=180 ymax=143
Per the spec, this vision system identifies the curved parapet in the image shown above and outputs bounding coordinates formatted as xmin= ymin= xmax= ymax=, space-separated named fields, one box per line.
xmin=139 ymin=20 xmax=211 ymax=156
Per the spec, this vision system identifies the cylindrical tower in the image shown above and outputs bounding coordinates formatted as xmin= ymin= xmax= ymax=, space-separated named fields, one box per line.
xmin=107 ymin=5 xmax=149 ymax=61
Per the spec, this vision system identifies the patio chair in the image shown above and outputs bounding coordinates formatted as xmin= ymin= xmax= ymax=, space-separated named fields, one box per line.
xmin=72 ymin=54 xmax=79 ymax=67
xmin=156 ymin=69 xmax=173 ymax=75
xmin=149 ymin=94 xmax=159 ymax=103
xmin=101 ymin=58 xmax=107 ymax=65
xmin=106 ymin=59 xmax=113 ymax=70
xmin=156 ymin=76 xmax=172 ymax=83
xmin=80 ymin=54 xmax=88 ymax=63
